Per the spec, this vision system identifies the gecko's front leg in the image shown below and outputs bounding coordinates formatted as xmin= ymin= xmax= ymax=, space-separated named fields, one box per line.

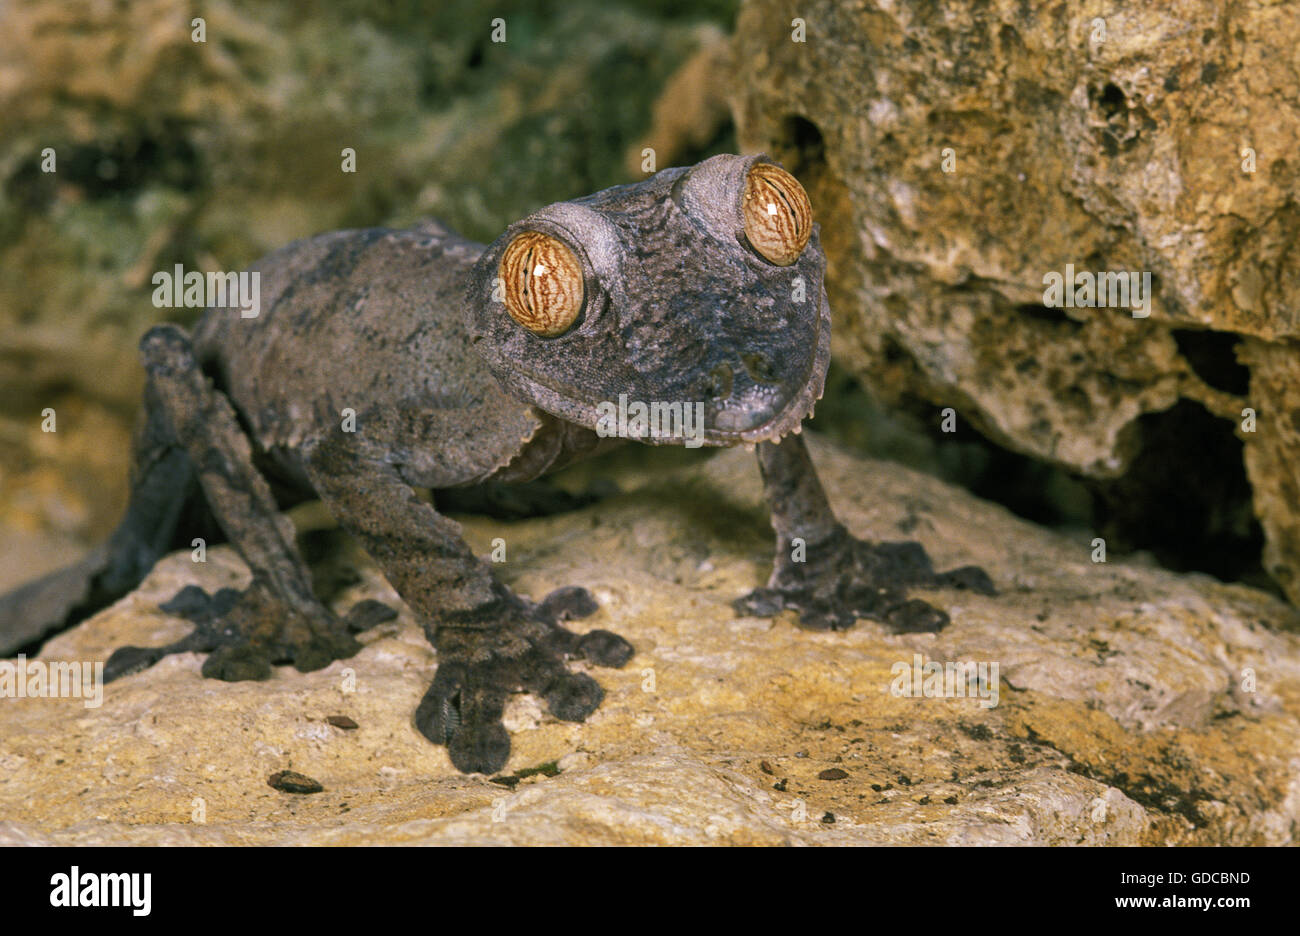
xmin=304 ymin=434 xmax=633 ymax=775
xmin=734 ymin=434 xmax=995 ymax=633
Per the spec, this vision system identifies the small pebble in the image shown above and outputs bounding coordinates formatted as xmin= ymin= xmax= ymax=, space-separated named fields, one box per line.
xmin=818 ymin=768 xmax=848 ymax=781
xmin=268 ymin=770 xmax=323 ymax=794
xmin=326 ymin=715 xmax=358 ymax=730
xmin=759 ymin=760 xmax=775 ymax=775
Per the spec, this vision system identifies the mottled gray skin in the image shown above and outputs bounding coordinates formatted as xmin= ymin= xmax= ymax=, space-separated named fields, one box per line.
xmin=0 ymin=154 xmax=992 ymax=775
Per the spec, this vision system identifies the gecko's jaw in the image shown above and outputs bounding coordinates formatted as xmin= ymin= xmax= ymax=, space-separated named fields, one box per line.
xmin=698 ymin=304 xmax=831 ymax=446
xmin=703 ymin=369 xmax=825 ymax=446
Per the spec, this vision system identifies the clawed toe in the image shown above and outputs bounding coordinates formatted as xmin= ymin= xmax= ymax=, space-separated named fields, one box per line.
xmin=415 ymin=665 xmax=514 ymax=774
xmin=937 ymin=565 xmax=997 ymax=595
xmin=414 ymin=667 xmax=464 ymax=746
xmin=741 ymin=532 xmax=993 ymax=634
xmin=538 ymin=585 xmax=599 ymax=621
xmin=793 ymin=605 xmax=850 ymax=632
xmin=733 ymin=587 xmax=785 ymax=618
xmin=343 ymin=599 xmax=399 ymax=632
xmin=104 ymin=644 xmax=168 ymax=683
xmin=576 ymin=628 xmax=634 ymax=667
xmin=159 ymin=585 xmax=240 ymax=623
xmin=292 ymin=632 xmax=362 ymax=672
xmin=202 ymin=643 xmax=273 ymax=681
xmin=544 ymin=671 xmax=604 ymax=722
xmin=448 ymin=720 xmax=511 ymax=775
xmin=883 ymin=598 xmax=950 ymax=634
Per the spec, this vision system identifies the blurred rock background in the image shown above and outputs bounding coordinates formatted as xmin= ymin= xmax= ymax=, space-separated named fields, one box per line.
xmin=1 ymin=0 xmax=1297 ymax=606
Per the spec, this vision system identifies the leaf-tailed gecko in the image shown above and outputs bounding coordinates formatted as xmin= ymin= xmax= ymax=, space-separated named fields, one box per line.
xmin=0 ymin=155 xmax=993 ymax=774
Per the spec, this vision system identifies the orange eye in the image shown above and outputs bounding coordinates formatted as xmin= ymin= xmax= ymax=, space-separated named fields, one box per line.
xmin=742 ymin=163 xmax=812 ymax=266
xmin=499 ymin=231 xmax=584 ymax=337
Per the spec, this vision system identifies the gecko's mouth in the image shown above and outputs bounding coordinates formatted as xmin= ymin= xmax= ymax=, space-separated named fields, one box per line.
xmin=703 ymin=366 xmax=826 ymax=446
xmin=501 ymin=357 xmax=826 ymax=449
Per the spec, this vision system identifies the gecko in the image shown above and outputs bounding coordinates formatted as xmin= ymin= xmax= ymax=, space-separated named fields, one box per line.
xmin=0 ymin=154 xmax=994 ymax=774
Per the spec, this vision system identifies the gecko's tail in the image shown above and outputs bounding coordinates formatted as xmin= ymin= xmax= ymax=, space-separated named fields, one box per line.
xmin=0 ymin=444 xmax=198 ymax=658
xmin=0 ymin=546 xmax=117 ymax=657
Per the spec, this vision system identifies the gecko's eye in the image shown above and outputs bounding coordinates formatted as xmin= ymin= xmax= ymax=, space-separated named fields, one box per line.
xmin=500 ymin=231 xmax=584 ymax=337
xmin=742 ymin=163 xmax=812 ymax=266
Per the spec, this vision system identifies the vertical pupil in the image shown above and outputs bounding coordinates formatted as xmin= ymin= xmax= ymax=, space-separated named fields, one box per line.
xmin=770 ymin=181 xmax=799 ymax=233
xmin=522 ymin=247 xmax=535 ymax=313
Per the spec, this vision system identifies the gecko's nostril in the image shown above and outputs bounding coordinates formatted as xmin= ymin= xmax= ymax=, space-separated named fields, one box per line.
xmin=742 ymin=352 xmax=778 ymax=384
xmin=703 ymin=362 xmax=734 ymax=401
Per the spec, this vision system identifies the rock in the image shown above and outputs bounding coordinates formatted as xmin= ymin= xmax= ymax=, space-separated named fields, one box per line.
xmin=624 ymin=24 xmax=735 ymax=175
xmin=268 ymin=770 xmax=324 ymax=795
xmin=730 ymin=0 xmax=1300 ymax=600
xmin=2 ymin=436 xmax=1297 ymax=845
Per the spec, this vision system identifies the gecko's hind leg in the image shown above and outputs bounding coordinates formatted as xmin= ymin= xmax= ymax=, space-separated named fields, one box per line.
xmin=103 ymin=325 xmax=364 ymax=683
xmin=0 ymin=368 xmax=205 ymax=657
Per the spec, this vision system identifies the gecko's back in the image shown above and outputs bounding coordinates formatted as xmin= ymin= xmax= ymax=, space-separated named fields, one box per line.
xmin=192 ymin=221 xmax=543 ymax=489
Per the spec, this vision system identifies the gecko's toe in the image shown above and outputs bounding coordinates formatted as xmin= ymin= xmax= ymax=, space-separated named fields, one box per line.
xmin=537 ymin=585 xmax=599 ymax=621
xmin=936 ymin=565 xmax=997 ymax=595
xmin=882 ymin=598 xmax=950 ymax=634
xmin=293 ymin=632 xmax=362 ymax=672
xmin=343 ymin=599 xmax=399 ymax=632
xmin=792 ymin=605 xmax=848 ymax=632
xmin=544 ymin=671 xmax=605 ymax=722
xmin=202 ymin=643 xmax=274 ymax=681
xmin=448 ymin=720 xmax=511 ymax=776
xmin=575 ymin=629 xmax=634 ymax=667
xmin=417 ymin=668 xmax=511 ymax=775
xmin=159 ymin=585 xmax=241 ymax=624
xmin=104 ymin=645 xmax=167 ymax=682
xmin=415 ymin=663 xmax=465 ymax=746
xmin=733 ymin=587 xmax=786 ymax=618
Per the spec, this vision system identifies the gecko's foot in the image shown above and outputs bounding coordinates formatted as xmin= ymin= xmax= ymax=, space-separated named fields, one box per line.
xmin=416 ymin=585 xmax=634 ymax=775
xmin=104 ymin=582 xmax=370 ymax=683
xmin=734 ymin=526 xmax=995 ymax=634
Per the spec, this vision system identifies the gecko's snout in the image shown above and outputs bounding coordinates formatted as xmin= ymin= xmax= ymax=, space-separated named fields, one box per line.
xmin=705 ymin=355 xmax=799 ymax=436
xmin=710 ymin=388 xmax=788 ymax=433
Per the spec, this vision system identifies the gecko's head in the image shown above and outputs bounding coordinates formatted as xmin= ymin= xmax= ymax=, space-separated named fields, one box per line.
xmin=466 ymin=154 xmax=830 ymax=447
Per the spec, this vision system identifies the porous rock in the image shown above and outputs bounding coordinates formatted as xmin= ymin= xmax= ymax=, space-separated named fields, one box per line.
xmin=731 ymin=0 xmax=1300 ymax=599
xmin=2 ymin=437 xmax=1297 ymax=845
